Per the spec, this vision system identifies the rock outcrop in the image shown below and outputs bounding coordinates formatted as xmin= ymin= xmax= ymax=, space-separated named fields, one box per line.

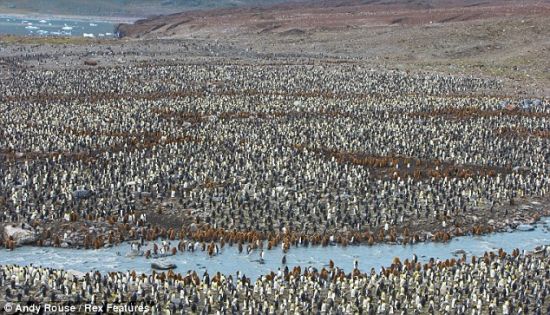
xmin=1 ymin=224 xmax=37 ymax=246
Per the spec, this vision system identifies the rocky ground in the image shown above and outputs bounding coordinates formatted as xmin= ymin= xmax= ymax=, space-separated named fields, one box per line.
xmin=2 ymin=195 xmax=548 ymax=252
xmin=115 ymin=0 xmax=550 ymax=97
xmin=2 ymin=1 xmax=548 ymax=97
xmin=0 ymin=0 xmax=549 ymax=253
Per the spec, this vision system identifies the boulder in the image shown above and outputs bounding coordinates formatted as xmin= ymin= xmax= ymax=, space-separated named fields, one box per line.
xmin=84 ymin=59 xmax=98 ymax=66
xmin=151 ymin=263 xmax=177 ymax=270
xmin=67 ymin=270 xmax=86 ymax=279
xmin=2 ymin=225 xmax=37 ymax=245
xmin=516 ymin=224 xmax=535 ymax=231
xmin=452 ymin=249 xmax=467 ymax=256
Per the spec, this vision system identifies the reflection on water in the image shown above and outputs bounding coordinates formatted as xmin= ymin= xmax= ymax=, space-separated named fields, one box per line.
xmin=0 ymin=217 xmax=549 ymax=279
xmin=0 ymin=16 xmax=116 ymax=37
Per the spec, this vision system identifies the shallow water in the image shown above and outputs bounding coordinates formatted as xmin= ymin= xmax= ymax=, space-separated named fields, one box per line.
xmin=1 ymin=217 xmax=549 ymax=279
xmin=0 ymin=16 xmax=116 ymax=37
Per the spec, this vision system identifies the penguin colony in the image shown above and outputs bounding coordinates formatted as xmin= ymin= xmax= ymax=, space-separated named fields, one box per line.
xmin=1 ymin=247 xmax=550 ymax=314
xmin=0 ymin=59 xmax=549 ymax=251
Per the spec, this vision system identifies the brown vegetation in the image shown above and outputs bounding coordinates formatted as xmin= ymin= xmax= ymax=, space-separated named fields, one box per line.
xmin=293 ymin=144 xmax=511 ymax=180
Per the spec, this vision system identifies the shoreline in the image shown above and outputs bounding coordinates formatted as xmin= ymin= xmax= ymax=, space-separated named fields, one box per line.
xmin=0 ymin=246 xmax=548 ymax=314
xmin=1 ymin=244 xmax=549 ymax=280
xmin=0 ymin=12 xmax=139 ymax=24
xmin=1 ymin=3 xmax=549 ymax=312
xmin=2 ymin=204 xmax=548 ymax=253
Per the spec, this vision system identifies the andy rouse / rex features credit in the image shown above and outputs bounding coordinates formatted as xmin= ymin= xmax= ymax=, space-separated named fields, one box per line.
xmin=2 ymin=302 xmax=151 ymax=314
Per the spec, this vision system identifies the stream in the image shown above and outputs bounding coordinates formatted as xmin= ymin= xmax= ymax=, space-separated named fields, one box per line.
xmin=0 ymin=217 xmax=549 ymax=279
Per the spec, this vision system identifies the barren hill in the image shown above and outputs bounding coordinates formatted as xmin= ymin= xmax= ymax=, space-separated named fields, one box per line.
xmin=116 ymin=0 xmax=549 ymax=38
xmin=114 ymin=0 xmax=550 ymax=96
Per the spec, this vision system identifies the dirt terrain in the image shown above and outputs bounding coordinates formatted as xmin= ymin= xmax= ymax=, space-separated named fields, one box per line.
xmin=115 ymin=0 xmax=550 ymax=97
xmin=117 ymin=0 xmax=547 ymax=36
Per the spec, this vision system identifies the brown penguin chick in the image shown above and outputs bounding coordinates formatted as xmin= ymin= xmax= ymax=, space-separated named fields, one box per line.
xmin=498 ymin=248 xmax=506 ymax=259
xmin=6 ymin=237 xmax=15 ymax=250
xmin=207 ymin=242 xmax=215 ymax=256
xmin=169 ymin=229 xmax=176 ymax=240
xmin=341 ymin=237 xmax=348 ymax=247
xmin=283 ymin=242 xmax=290 ymax=253
xmin=392 ymin=257 xmax=401 ymax=266
xmin=454 ymin=227 xmax=463 ymax=236
xmin=388 ymin=232 xmax=396 ymax=243
xmin=83 ymin=234 xmax=90 ymax=249
xmin=367 ymin=235 xmax=375 ymax=246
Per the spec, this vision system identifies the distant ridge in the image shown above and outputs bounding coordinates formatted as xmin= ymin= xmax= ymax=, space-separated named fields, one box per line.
xmin=115 ymin=0 xmax=547 ymax=38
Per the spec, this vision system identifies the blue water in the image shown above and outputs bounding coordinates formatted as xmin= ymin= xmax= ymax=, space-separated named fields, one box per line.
xmin=0 ymin=16 xmax=116 ymax=37
xmin=0 ymin=217 xmax=549 ymax=279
